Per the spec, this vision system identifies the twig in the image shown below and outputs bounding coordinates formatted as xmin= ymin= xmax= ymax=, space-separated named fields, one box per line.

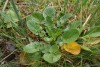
xmin=83 ymin=14 xmax=91 ymax=27
xmin=0 ymin=49 xmax=17 ymax=63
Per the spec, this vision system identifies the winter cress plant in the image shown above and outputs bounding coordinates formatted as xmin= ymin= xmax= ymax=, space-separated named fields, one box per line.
xmin=22 ymin=6 xmax=100 ymax=64
xmin=0 ymin=0 xmax=100 ymax=66
xmin=1 ymin=5 xmax=100 ymax=64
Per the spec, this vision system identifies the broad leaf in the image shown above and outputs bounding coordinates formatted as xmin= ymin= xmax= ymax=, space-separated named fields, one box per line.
xmin=62 ymin=29 xmax=80 ymax=43
xmin=32 ymin=12 xmax=44 ymax=22
xmin=45 ymin=16 xmax=53 ymax=27
xmin=85 ymin=26 xmax=100 ymax=37
xmin=80 ymin=45 xmax=92 ymax=52
xmin=62 ymin=42 xmax=81 ymax=55
xmin=1 ymin=10 xmax=19 ymax=28
xmin=68 ymin=21 xmax=82 ymax=29
xmin=60 ymin=13 xmax=73 ymax=24
xmin=43 ymin=53 xmax=61 ymax=63
xmin=2 ymin=9 xmax=19 ymax=23
xmin=41 ymin=45 xmax=51 ymax=53
xmin=49 ymin=45 xmax=59 ymax=53
xmin=23 ymin=42 xmax=41 ymax=53
xmin=84 ymin=38 xmax=100 ymax=45
xmin=43 ymin=6 xmax=56 ymax=18
xmin=27 ymin=16 xmax=42 ymax=35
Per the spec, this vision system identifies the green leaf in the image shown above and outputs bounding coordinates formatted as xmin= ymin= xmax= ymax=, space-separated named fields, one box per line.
xmin=45 ymin=28 xmax=62 ymax=41
xmin=45 ymin=26 xmax=53 ymax=37
xmin=60 ymin=13 xmax=73 ymax=24
xmin=4 ymin=9 xmax=19 ymax=23
xmin=62 ymin=29 xmax=79 ymax=43
xmin=44 ymin=37 xmax=53 ymax=42
xmin=43 ymin=6 xmax=56 ymax=18
xmin=41 ymin=45 xmax=51 ymax=53
xmin=43 ymin=53 xmax=61 ymax=63
xmin=68 ymin=21 xmax=81 ymax=29
xmin=42 ymin=44 xmax=61 ymax=63
xmin=49 ymin=45 xmax=59 ymax=53
xmin=27 ymin=16 xmax=42 ymax=35
xmin=32 ymin=12 xmax=44 ymax=22
xmin=81 ymin=45 xmax=92 ymax=52
xmin=45 ymin=16 xmax=53 ymax=27
xmin=52 ymin=29 xmax=62 ymax=41
xmin=23 ymin=42 xmax=41 ymax=53
xmin=85 ymin=26 xmax=100 ymax=37
xmin=6 ymin=10 xmax=18 ymax=22
xmin=38 ymin=30 xmax=46 ymax=37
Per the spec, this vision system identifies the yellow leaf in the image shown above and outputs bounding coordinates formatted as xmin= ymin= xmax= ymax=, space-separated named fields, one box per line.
xmin=84 ymin=38 xmax=100 ymax=46
xmin=62 ymin=42 xmax=81 ymax=55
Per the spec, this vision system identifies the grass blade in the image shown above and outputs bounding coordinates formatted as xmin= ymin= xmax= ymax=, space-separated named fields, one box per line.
xmin=11 ymin=0 xmax=22 ymax=26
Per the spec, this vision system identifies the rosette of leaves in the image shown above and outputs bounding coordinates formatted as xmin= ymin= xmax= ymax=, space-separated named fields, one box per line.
xmin=24 ymin=6 xmax=82 ymax=63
